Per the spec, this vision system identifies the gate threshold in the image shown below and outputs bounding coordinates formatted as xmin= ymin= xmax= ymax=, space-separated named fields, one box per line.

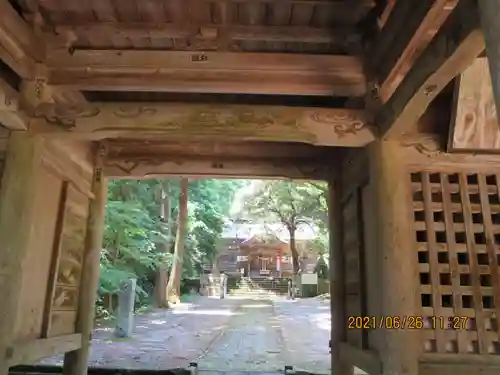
xmin=10 ymin=365 xmax=317 ymax=375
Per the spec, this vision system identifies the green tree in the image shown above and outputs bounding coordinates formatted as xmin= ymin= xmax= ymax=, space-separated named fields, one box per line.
xmin=166 ymin=178 xmax=189 ymax=305
xmin=99 ymin=180 xmax=164 ymax=316
xmin=238 ymin=180 xmax=327 ymax=274
xmin=99 ymin=178 xmax=245 ymax=316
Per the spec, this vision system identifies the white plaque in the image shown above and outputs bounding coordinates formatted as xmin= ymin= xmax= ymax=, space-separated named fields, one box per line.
xmin=301 ymin=273 xmax=318 ymax=285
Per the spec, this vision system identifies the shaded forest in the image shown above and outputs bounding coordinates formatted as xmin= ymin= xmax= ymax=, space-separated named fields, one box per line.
xmin=97 ymin=178 xmax=328 ymax=317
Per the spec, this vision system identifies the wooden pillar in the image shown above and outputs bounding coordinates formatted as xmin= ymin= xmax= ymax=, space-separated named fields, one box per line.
xmin=369 ymin=140 xmax=420 ymax=375
xmin=478 ymin=0 xmax=500 ymax=127
xmin=328 ymin=175 xmax=352 ymax=375
xmin=0 ymin=133 xmax=44 ymax=375
xmin=63 ymin=145 xmax=108 ymax=375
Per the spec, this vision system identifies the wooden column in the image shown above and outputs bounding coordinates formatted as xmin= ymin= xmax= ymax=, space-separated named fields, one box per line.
xmin=479 ymin=0 xmax=500 ymax=128
xmin=62 ymin=145 xmax=108 ymax=375
xmin=0 ymin=133 xmax=44 ymax=375
xmin=369 ymin=140 xmax=420 ymax=375
xmin=328 ymin=175 xmax=352 ymax=375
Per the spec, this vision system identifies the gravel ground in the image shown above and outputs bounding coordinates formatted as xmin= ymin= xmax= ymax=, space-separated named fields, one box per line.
xmin=35 ymin=294 xmax=362 ymax=374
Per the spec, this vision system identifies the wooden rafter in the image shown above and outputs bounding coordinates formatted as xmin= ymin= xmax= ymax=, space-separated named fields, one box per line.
xmin=29 ymin=102 xmax=374 ymax=147
xmin=376 ymin=0 xmax=484 ymax=138
xmin=378 ymin=0 xmax=397 ymax=28
xmin=377 ymin=0 xmax=458 ymax=102
xmin=46 ymin=50 xmax=366 ymax=96
xmin=0 ymin=0 xmax=45 ymax=79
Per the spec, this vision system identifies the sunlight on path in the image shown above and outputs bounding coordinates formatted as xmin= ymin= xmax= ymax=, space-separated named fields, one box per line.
xmin=197 ymin=297 xmax=287 ymax=372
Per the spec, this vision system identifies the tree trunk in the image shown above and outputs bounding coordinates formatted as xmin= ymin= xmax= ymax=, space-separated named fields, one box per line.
xmin=154 ymin=180 xmax=171 ymax=307
xmin=288 ymin=226 xmax=300 ymax=274
xmin=166 ymin=178 xmax=189 ymax=305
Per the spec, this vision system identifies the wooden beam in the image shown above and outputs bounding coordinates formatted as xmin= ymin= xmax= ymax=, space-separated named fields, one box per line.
xmin=369 ymin=140 xmax=420 ymax=375
xmin=104 ymin=155 xmax=329 ymax=180
xmin=448 ymin=57 xmax=500 ymax=153
xmin=377 ymin=0 xmax=484 ymax=138
xmin=478 ymin=0 xmax=500 ymax=132
xmin=378 ymin=0 xmax=397 ymax=29
xmin=8 ymin=334 xmax=82 ymax=366
xmin=0 ymin=0 xmax=45 ymax=79
xmin=0 ymin=77 xmax=28 ymax=130
xmin=29 ymin=103 xmax=374 ymax=147
xmin=378 ymin=0 xmax=458 ymax=102
xmin=371 ymin=0 xmax=416 ymax=73
xmin=53 ymin=23 xmax=356 ymax=45
xmin=104 ymin=139 xmax=334 ymax=159
xmin=63 ymin=146 xmax=107 ymax=375
xmin=46 ymin=50 xmax=366 ymax=97
xmin=0 ymin=133 xmax=45 ymax=374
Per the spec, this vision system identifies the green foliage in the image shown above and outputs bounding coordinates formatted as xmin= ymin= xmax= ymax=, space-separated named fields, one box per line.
xmin=98 ymin=178 xmax=243 ymax=316
xmin=238 ymin=180 xmax=327 ymax=228
xmin=236 ymin=180 xmax=329 ymax=272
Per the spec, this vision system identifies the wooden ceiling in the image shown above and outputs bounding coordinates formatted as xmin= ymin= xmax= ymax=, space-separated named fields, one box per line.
xmin=0 ymin=0 xmax=492 ymax=177
xmin=30 ymin=0 xmax=374 ymax=52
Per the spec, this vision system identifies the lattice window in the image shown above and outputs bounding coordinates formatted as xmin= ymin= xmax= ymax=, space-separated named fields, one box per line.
xmin=411 ymin=171 xmax=500 ymax=355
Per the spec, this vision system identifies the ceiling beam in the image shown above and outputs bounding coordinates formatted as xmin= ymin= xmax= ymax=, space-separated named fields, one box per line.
xmin=46 ymin=50 xmax=366 ymax=96
xmin=104 ymin=139 xmax=334 ymax=159
xmin=53 ymin=23 xmax=357 ymax=46
xmin=0 ymin=0 xmax=45 ymax=79
xmin=103 ymin=155 xmax=329 ymax=180
xmin=376 ymin=0 xmax=484 ymax=138
xmin=378 ymin=0 xmax=397 ymax=29
xmin=29 ymin=102 xmax=374 ymax=147
xmin=376 ymin=0 xmax=458 ymax=102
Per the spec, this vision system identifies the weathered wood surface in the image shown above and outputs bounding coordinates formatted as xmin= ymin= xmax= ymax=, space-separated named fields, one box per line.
xmin=0 ymin=0 xmax=44 ymax=78
xmin=449 ymin=58 xmax=500 ymax=152
xmin=0 ymin=77 xmax=29 ymax=131
xmin=52 ymin=23 xmax=357 ymax=46
xmin=376 ymin=0 xmax=458 ymax=102
xmin=478 ymin=0 xmax=500 ymax=132
xmin=369 ymin=140 xmax=420 ymax=375
xmin=377 ymin=0 xmax=484 ymax=138
xmin=30 ymin=103 xmax=374 ymax=146
xmin=63 ymin=146 xmax=107 ymax=375
xmin=328 ymin=174 xmax=353 ymax=375
xmin=8 ymin=334 xmax=82 ymax=367
xmin=14 ymin=163 xmax=64 ymax=342
xmin=46 ymin=50 xmax=366 ymax=96
xmin=0 ymin=133 xmax=44 ymax=374
xmin=105 ymin=156 xmax=329 ymax=180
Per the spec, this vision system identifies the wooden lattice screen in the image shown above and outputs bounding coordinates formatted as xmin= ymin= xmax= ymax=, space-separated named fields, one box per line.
xmin=342 ymin=188 xmax=368 ymax=349
xmin=411 ymin=171 xmax=500 ymax=355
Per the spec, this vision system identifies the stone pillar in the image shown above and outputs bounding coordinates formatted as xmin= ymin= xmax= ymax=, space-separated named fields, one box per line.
xmin=115 ymin=279 xmax=137 ymax=338
xmin=478 ymin=0 xmax=500 ymax=127
xmin=369 ymin=140 xmax=420 ymax=375
xmin=63 ymin=146 xmax=108 ymax=375
xmin=0 ymin=133 xmax=44 ymax=375
xmin=220 ymin=274 xmax=227 ymax=299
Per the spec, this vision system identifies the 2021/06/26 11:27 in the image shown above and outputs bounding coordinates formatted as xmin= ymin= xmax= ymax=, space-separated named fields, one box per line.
xmin=348 ymin=316 xmax=469 ymax=330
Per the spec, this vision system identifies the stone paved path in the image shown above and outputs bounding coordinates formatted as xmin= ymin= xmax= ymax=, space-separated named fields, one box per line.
xmin=272 ymin=297 xmax=331 ymax=374
xmin=36 ymin=295 xmax=341 ymax=374
xmin=197 ymin=297 xmax=287 ymax=372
